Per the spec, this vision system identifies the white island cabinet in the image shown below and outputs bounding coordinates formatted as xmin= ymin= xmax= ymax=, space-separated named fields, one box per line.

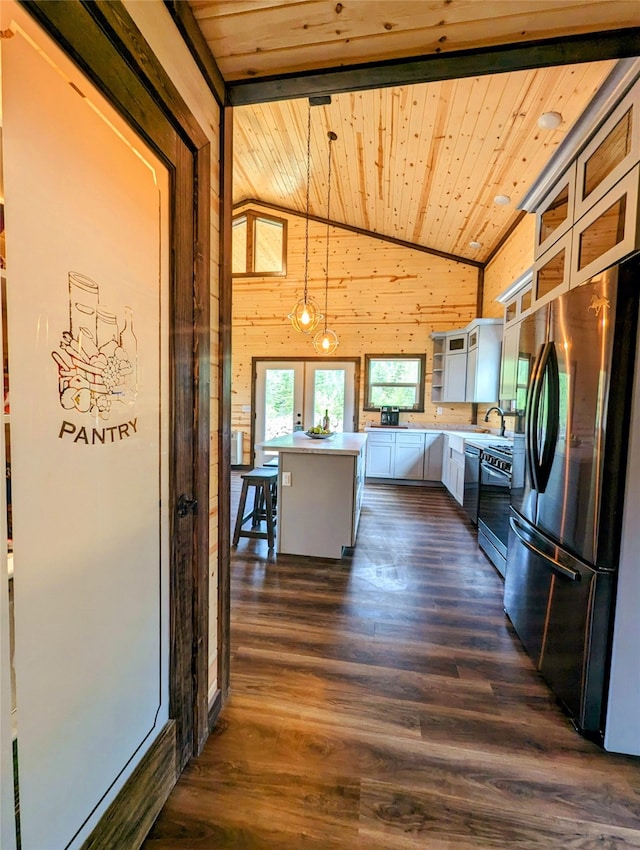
xmin=258 ymin=432 xmax=367 ymax=559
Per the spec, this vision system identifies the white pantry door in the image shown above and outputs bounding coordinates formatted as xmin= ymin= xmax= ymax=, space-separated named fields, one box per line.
xmin=0 ymin=4 xmax=170 ymax=849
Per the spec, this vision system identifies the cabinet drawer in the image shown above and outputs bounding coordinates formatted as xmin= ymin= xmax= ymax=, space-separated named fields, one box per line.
xmin=367 ymin=431 xmax=396 ymax=445
xmin=396 ymin=433 xmax=425 ymax=447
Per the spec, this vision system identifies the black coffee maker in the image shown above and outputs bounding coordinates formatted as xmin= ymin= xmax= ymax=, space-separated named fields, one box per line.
xmin=380 ymin=406 xmax=399 ymax=426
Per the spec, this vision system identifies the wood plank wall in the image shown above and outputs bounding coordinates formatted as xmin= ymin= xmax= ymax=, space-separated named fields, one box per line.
xmin=232 ymin=204 xmax=479 ymax=462
xmin=479 ymin=213 xmax=536 ymax=428
xmin=482 ymin=214 xmax=536 ymax=317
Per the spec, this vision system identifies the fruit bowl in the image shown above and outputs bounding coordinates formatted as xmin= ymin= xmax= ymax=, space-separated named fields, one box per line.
xmin=305 ymin=430 xmax=333 ymax=439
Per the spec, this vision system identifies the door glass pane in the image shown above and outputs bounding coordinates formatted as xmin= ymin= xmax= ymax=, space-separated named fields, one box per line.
xmin=264 ymin=369 xmax=295 ymax=439
xmin=521 ymin=289 xmax=532 ymax=313
xmin=583 ymin=108 xmax=632 ymax=201
xmin=313 ymin=369 xmax=345 ymax=431
xmin=577 ymin=196 xmax=626 ymax=270
xmin=536 ymin=248 xmax=565 ymax=299
xmin=540 ymin=183 xmax=569 ymax=244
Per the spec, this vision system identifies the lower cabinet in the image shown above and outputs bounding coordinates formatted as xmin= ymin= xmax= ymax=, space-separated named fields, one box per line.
xmin=441 ymin=435 xmax=465 ymax=505
xmin=448 ymin=450 xmax=465 ymax=505
xmin=394 ymin=433 xmax=425 ymax=479
xmin=424 ymin=433 xmax=443 ymax=480
xmin=365 ymin=432 xmax=395 ymax=477
xmin=365 ymin=430 xmax=443 ymax=481
xmin=353 ymin=444 xmax=365 ymax=537
xmin=499 ymin=321 xmax=520 ymax=402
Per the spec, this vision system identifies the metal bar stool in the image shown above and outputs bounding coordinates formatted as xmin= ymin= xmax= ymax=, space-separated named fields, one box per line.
xmin=232 ymin=467 xmax=278 ymax=550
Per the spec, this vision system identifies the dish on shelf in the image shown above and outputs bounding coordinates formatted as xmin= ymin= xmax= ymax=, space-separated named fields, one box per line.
xmin=305 ymin=430 xmax=333 ymax=439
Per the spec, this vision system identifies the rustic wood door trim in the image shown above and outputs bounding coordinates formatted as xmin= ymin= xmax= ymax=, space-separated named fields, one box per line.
xmin=18 ymin=0 xmax=213 ymax=836
xmin=217 ymin=104 xmax=233 ymax=707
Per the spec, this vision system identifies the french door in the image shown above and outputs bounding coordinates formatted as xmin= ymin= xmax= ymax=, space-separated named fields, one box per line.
xmin=253 ymin=360 xmax=357 ymax=465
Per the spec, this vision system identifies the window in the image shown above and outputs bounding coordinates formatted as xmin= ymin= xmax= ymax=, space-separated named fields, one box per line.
xmin=364 ymin=354 xmax=426 ymax=411
xmin=232 ymin=210 xmax=287 ymax=276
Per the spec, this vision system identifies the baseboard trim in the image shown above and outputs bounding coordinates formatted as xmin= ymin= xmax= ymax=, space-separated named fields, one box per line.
xmin=208 ymin=688 xmax=223 ymax=731
xmin=80 ymin=720 xmax=177 ymax=850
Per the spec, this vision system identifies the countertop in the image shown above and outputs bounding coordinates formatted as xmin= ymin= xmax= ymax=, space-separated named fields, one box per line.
xmin=366 ymin=426 xmax=512 ymax=439
xmin=259 ymin=431 xmax=367 ymax=456
xmin=364 ymin=426 xmax=513 ymax=452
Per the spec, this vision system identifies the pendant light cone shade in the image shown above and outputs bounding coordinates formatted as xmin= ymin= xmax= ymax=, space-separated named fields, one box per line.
xmin=289 ymin=101 xmax=322 ymax=334
xmin=313 ymin=130 xmax=339 ymax=355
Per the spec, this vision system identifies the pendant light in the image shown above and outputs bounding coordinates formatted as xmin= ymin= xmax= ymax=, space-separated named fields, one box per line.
xmin=288 ymin=101 xmax=322 ymax=334
xmin=313 ymin=131 xmax=339 ymax=355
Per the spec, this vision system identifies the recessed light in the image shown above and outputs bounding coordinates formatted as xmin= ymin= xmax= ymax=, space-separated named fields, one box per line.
xmin=494 ymin=194 xmax=511 ymax=205
xmin=538 ymin=111 xmax=562 ymax=130
xmin=469 ymin=240 xmax=482 ymax=250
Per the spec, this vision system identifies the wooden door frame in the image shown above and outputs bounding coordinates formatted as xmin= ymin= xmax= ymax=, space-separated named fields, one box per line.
xmin=17 ymin=0 xmax=214 ymax=844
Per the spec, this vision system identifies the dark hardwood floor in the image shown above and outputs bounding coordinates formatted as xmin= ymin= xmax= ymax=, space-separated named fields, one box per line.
xmin=144 ymin=476 xmax=640 ymax=849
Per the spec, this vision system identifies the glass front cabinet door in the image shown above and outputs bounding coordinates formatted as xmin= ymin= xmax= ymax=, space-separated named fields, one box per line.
xmin=574 ymin=79 xmax=640 ymax=221
xmin=532 ymin=230 xmax=572 ymax=308
xmin=571 ymin=163 xmax=640 ymax=288
xmin=534 ymin=162 xmax=576 ymax=259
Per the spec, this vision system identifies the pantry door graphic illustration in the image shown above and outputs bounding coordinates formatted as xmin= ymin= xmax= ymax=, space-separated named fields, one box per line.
xmin=1 ymin=5 xmax=170 ymax=849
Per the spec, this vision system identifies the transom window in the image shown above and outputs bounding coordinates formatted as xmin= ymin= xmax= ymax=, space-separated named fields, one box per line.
xmin=232 ymin=210 xmax=287 ymax=276
xmin=364 ymin=354 xmax=426 ymax=411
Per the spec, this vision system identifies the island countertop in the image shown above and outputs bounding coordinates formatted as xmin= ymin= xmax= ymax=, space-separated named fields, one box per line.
xmin=259 ymin=431 xmax=367 ymax=456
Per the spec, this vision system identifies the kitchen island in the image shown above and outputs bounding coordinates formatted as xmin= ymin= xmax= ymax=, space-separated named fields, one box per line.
xmin=258 ymin=431 xmax=367 ymax=559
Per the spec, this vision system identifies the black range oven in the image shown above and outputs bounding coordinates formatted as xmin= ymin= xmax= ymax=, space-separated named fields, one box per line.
xmin=477 ymin=444 xmax=512 ymax=578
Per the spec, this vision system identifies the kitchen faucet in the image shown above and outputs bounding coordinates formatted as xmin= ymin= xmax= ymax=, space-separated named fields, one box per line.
xmin=484 ymin=405 xmax=506 ymax=437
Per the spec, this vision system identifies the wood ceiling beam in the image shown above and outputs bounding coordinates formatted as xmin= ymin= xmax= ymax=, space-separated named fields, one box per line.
xmin=227 ymin=28 xmax=640 ymax=106
xmin=234 ymin=198 xmax=483 ymax=269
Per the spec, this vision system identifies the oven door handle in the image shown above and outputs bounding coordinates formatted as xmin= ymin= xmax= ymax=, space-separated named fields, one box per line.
xmin=480 ymin=461 xmax=510 ymax=482
xmin=509 ymin=516 xmax=580 ymax=581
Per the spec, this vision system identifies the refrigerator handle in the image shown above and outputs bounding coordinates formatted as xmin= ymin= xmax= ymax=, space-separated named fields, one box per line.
xmin=509 ymin=516 xmax=580 ymax=581
xmin=537 ymin=343 xmax=560 ymax=495
xmin=525 ymin=345 xmax=544 ymax=492
xmin=527 ymin=342 xmax=558 ymax=493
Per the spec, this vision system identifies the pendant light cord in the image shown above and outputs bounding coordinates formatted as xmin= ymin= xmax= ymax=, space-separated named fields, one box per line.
xmin=303 ymin=101 xmax=312 ymax=302
xmin=323 ymin=132 xmax=336 ymax=334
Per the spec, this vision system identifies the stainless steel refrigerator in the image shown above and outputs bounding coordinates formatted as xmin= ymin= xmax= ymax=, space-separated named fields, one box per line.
xmin=504 ymin=260 xmax=639 ymax=737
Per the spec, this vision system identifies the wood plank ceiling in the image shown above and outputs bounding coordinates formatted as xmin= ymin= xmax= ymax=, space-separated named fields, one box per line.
xmin=188 ymin=1 xmax=638 ymax=262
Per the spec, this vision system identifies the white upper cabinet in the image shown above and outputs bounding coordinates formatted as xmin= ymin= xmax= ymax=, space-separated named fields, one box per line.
xmin=534 ymin=162 xmax=576 ymax=260
xmin=465 ymin=321 xmax=503 ymax=403
xmin=574 ymin=79 xmax=640 ymax=222
xmin=529 ymin=74 xmax=640 ymax=299
xmin=496 ymin=272 xmax=533 ymax=407
xmin=571 ymin=163 xmax=640 ymax=288
xmin=443 ymin=331 xmax=468 ymax=402
xmin=532 ymin=230 xmax=572 ymax=309
xmin=431 ymin=320 xmax=502 ymax=404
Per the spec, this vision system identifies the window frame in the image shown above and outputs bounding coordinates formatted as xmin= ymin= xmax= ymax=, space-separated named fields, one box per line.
xmin=363 ymin=353 xmax=427 ymax=412
xmin=232 ymin=209 xmax=287 ymax=277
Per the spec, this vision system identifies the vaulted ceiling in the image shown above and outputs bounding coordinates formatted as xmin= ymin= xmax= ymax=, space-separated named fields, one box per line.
xmin=186 ymin=1 xmax=639 ymax=263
